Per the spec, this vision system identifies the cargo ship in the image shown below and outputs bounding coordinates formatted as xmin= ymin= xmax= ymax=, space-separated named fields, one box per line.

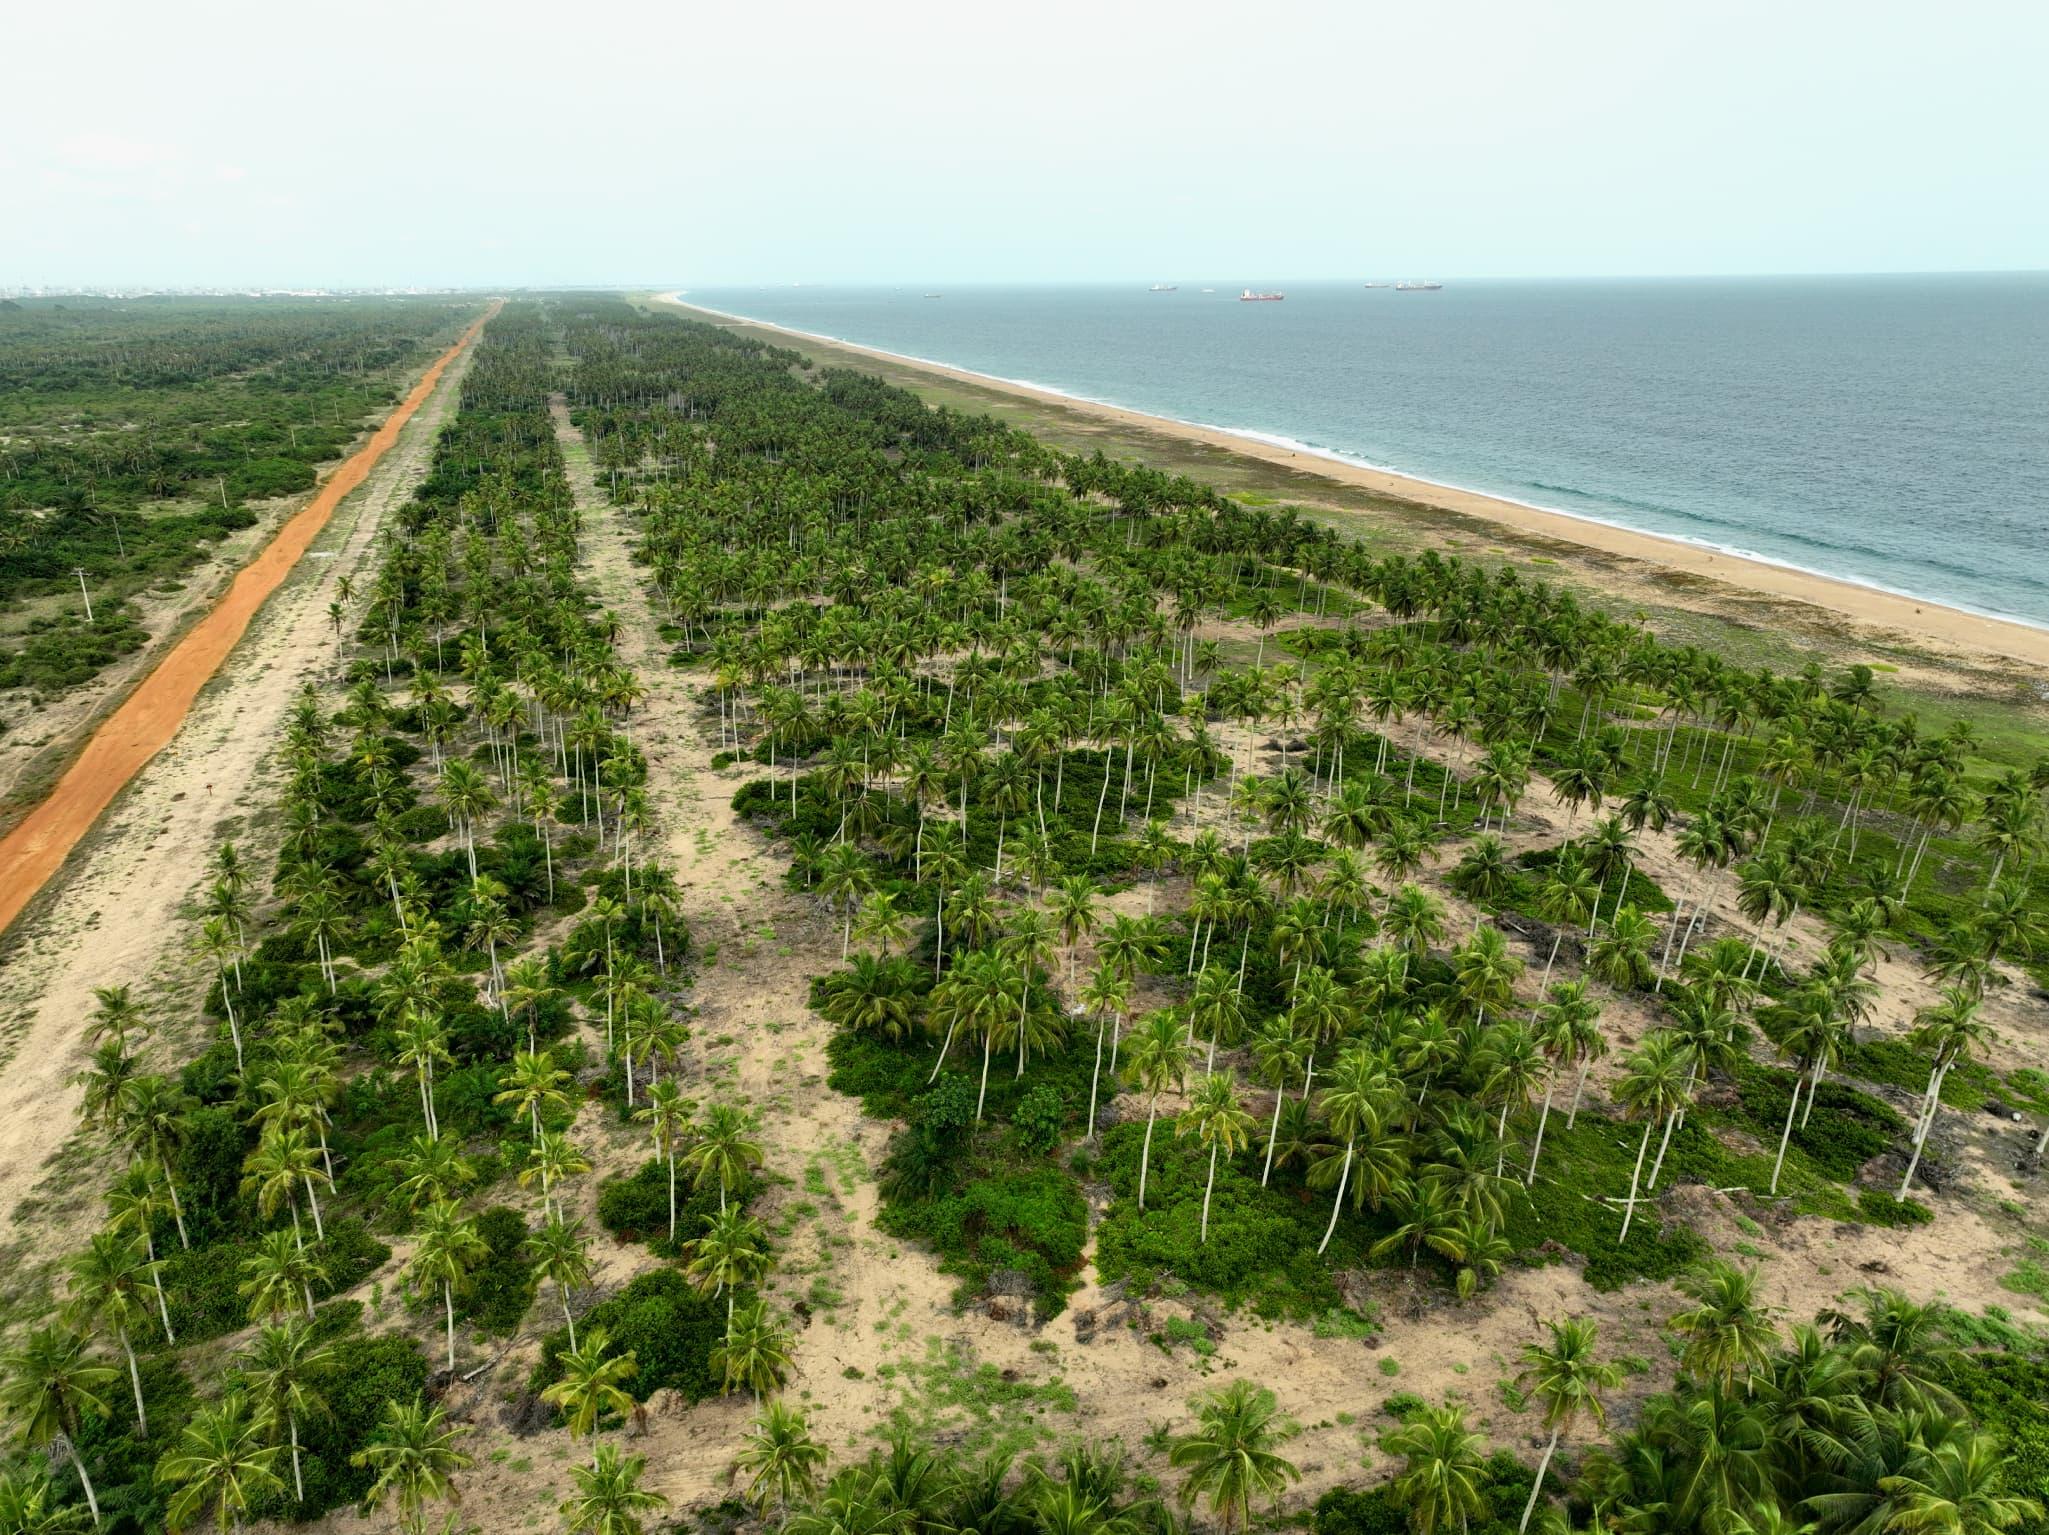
xmin=1395 ymin=281 xmax=1443 ymax=291
xmin=1149 ymin=283 xmax=1178 ymax=292
xmin=1239 ymin=289 xmax=1285 ymax=302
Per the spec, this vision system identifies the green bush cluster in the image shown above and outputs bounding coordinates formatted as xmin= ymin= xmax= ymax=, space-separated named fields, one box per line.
xmin=530 ymin=1269 xmax=727 ymax=1405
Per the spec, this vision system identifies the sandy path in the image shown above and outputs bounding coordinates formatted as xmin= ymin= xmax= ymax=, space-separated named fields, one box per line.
xmin=0 ymin=331 xmax=484 ymax=1244
xmin=0 ymin=306 xmax=497 ymax=941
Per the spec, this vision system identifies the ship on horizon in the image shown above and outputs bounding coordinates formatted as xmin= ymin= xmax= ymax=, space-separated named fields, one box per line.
xmin=1149 ymin=283 xmax=1178 ymax=292
xmin=1239 ymin=288 xmax=1284 ymax=302
xmin=1395 ymin=280 xmax=1443 ymax=291
xmin=1363 ymin=281 xmax=1392 ymax=288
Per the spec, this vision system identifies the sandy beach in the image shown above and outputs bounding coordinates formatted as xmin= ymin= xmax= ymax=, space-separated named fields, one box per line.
xmin=655 ymin=295 xmax=2049 ymax=676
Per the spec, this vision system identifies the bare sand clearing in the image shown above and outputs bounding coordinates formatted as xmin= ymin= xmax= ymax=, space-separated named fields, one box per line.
xmin=0 ymin=332 xmax=482 ymax=1243
xmin=0 ymin=305 xmax=497 ymax=942
xmin=654 ymin=295 xmax=2049 ymax=675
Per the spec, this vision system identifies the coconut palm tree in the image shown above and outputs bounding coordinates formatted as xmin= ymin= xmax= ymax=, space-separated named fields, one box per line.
xmin=1514 ymin=1317 xmax=1622 ymax=1532
xmin=714 ymin=1299 xmax=795 ymax=1402
xmin=1899 ymin=988 xmax=1990 ymax=1199
xmin=237 ymin=1229 xmax=324 ymax=1324
xmin=1078 ymin=964 xmax=1131 ymax=1136
xmin=1528 ymin=980 xmax=1602 ymax=1181
xmin=1613 ymin=1032 xmax=1694 ymax=1243
xmin=1311 ymin=1045 xmax=1401 ymax=1256
xmin=0 ymin=1325 xmax=116 ymax=1526
xmin=682 ymin=1103 xmax=764 ymax=1212
xmin=1531 ymin=849 xmax=1598 ymax=991
xmin=1670 ymin=1260 xmax=1782 ymax=1390
xmin=64 ymin=1232 xmax=160 ymax=1439
xmin=732 ymin=1400 xmax=828 ymax=1514
xmin=1122 ymin=1010 xmax=1191 ymax=1211
xmin=1587 ymin=906 xmax=1658 ymax=991
xmin=115 ymin=1076 xmax=192 ymax=1250
xmin=1870 ymin=1431 xmax=2042 ymax=1535
xmin=1176 ymin=1073 xmax=1256 ymax=1243
xmin=351 ymin=1395 xmax=472 ymax=1535
xmin=562 ymin=1444 xmax=669 ymax=1535
xmin=1249 ymin=1018 xmax=1309 ymax=1188
xmin=527 ymin=1216 xmax=594 ymax=1350
xmin=392 ymin=1134 xmax=477 ymax=1214
xmin=685 ymin=1208 xmax=772 ymax=1326
xmin=0 ymin=1463 xmax=89 ymax=1534
xmin=634 ymin=1080 xmax=691 ymax=1240
xmin=495 ymin=1049 xmax=573 ymax=1145
xmin=542 ymin=1326 xmax=639 ymax=1465
xmin=103 ymin=1166 xmax=178 ymax=1342
xmin=1051 ymin=875 xmax=1101 ymax=987
xmin=155 ymin=1392 xmax=282 ymax=1533
xmin=404 ymin=1199 xmax=487 ymax=1374
xmin=1167 ymin=1379 xmax=1300 ymax=1535
xmin=1386 ymin=1404 xmax=1489 ymax=1535
xmin=236 ymin=1318 xmax=332 ymax=1507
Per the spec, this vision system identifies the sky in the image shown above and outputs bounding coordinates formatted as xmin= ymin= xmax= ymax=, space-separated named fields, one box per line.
xmin=6 ymin=0 xmax=2046 ymax=289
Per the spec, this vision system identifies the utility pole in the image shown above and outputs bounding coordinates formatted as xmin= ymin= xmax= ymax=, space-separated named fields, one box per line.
xmin=74 ymin=568 xmax=94 ymax=623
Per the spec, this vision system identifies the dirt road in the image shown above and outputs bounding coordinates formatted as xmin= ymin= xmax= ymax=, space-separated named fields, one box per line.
xmin=0 ymin=305 xmax=496 ymax=941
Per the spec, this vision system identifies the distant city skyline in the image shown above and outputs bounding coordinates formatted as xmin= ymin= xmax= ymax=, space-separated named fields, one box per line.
xmin=8 ymin=0 xmax=2045 ymax=289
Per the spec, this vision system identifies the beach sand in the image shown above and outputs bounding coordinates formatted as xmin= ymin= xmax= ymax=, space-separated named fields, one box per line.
xmin=652 ymin=294 xmax=2049 ymax=678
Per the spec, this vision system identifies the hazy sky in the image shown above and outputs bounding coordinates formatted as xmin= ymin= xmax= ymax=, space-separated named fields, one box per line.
xmin=7 ymin=0 xmax=2045 ymax=288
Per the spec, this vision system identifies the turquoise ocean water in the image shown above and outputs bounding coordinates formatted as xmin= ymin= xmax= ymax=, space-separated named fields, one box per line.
xmin=687 ymin=276 xmax=2049 ymax=629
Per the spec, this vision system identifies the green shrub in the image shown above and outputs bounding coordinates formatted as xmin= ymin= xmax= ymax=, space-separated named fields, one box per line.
xmin=1091 ymin=1120 xmax=1363 ymax=1318
xmin=595 ymin=1157 xmax=741 ymax=1250
xmin=1856 ymin=1190 xmax=1933 ymax=1228
xmin=159 ymin=1218 xmax=391 ymax=1343
xmin=284 ymin=1332 xmax=431 ymax=1519
xmin=1313 ymin=1487 xmax=1407 ymax=1535
xmin=1011 ymin=1082 xmax=1067 ymax=1155
xmin=457 ymin=1206 xmax=538 ymax=1335
xmin=879 ymin=1162 xmax=1088 ymax=1316
xmin=530 ymin=1269 xmax=726 ymax=1405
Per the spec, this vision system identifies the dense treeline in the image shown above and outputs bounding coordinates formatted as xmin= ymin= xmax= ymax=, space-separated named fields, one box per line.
xmin=559 ymin=296 xmax=2049 ymax=1533
xmin=0 ymin=296 xmax=479 ymax=695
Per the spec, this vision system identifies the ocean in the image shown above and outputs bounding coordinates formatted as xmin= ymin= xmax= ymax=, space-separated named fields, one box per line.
xmin=685 ymin=276 xmax=2049 ymax=630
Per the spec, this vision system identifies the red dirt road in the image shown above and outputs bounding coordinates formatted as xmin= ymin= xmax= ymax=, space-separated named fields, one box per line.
xmin=0 ymin=305 xmax=497 ymax=939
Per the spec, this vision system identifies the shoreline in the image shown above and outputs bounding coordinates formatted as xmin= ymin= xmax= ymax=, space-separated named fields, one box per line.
xmin=656 ymin=294 xmax=2049 ymax=672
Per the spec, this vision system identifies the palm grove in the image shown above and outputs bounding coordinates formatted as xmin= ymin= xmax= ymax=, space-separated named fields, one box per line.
xmin=1 ymin=296 xmax=2046 ymax=1535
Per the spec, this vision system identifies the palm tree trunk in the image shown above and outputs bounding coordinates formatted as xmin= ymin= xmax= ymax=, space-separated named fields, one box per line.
xmin=975 ymin=1028 xmax=994 ymax=1121
xmin=1519 ymin=1426 xmax=1561 ymax=1533
xmin=1526 ymin=1071 xmax=1556 ymax=1185
xmin=1316 ymin=1140 xmax=1356 ymax=1255
xmin=1086 ymin=1021 xmax=1105 ymax=1136
xmin=289 ymin=1413 xmax=303 ymax=1504
xmin=928 ymin=1020 xmax=958 ymax=1083
xmin=1201 ymin=1142 xmax=1219 ymax=1243
xmin=1261 ymin=1084 xmax=1286 ymax=1187
xmin=444 ymin=1281 xmax=457 ymax=1374
xmin=1769 ymin=1069 xmax=1803 ymax=1194
xmin=562 ymin=1281 xmax=578 ymax=1350
xmin=121 ymin=1330 xmax=147 ymax=1438
xmin=71 ymin=1450 xmax=100 ymax=1527
xmin=1137 ymin=1101 xmax=1160 ymax=1210
xmin=1618 ymin=1118 xmax=1655 ymax=1243
xmin=163 ymin=1167 xmax=189 ymax=1249
xmin=1567 ymin=1059 xmax=1592 ymax=1129
xmin=1646 ymin=1102 xmax=1680 ymax=1192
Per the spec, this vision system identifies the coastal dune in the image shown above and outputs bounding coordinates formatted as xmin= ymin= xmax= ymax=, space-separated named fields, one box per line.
xmin=657 ymin=295 xmax=2049 ymax=675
